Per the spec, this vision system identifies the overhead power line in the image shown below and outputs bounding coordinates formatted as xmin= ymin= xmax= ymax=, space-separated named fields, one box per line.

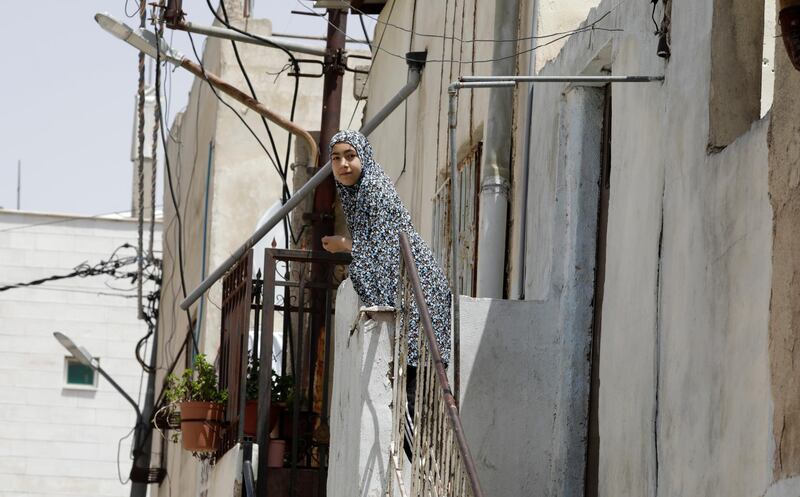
xmin=294 ymin=0 xmax=626 ymax=65
xmin=0 ymin=243 xmax=157 ymax=293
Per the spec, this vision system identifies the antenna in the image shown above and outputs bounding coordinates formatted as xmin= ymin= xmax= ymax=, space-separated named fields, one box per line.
xmin=16 ymin=160 xmax=20 ymax=210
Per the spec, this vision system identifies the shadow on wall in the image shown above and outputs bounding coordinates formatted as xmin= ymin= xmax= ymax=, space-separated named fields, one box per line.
xmin=457 ymin=297 xmax=560 ymax=497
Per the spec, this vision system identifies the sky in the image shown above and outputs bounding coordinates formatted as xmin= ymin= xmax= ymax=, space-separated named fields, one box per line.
xmin=0 ymin=1 xmax=374 ymax=216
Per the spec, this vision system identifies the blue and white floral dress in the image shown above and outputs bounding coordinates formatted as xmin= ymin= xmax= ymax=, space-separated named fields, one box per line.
xmin=331 ymin=130 xmax=451 ymax=367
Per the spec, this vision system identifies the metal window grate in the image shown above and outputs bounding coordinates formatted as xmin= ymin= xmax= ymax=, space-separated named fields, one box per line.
xmin=432 ymin=142 xmax=482 ymax=297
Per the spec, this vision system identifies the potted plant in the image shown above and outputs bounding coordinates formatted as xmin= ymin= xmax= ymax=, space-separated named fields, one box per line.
xmin=164 ymin=354 xmax=228 ymax=453
xmin=243 ymin=356 xmax=260 ymax=437
xmin=243 ymin=356 xmax=293 ymax=438
xmin=268 ymin=370 xmax=295 ymax=467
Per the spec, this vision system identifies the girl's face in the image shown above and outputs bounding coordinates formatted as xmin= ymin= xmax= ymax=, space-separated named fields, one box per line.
xmin=331 ymin=142 xmax=362 ymax=186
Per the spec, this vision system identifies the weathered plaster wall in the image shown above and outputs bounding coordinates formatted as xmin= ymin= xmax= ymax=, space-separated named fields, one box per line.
xmin=156 ymin=30 xmax=223 ymax=497
xmin=456 ymin=85 xmax=605 ymax=497
xmin=522 ymin=0 xmax=777 ymax=496
xmin=458 ymin=297 xmax=557 ymax=496
xmin=767 ymin=14 xmax=800 ymax=484
xmin=362 ymin=0 xmax=599 ymax=250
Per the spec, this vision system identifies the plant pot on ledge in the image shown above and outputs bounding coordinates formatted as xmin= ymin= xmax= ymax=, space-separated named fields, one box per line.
xmin=243 ymin=357 xmax=292 ymax=438
xmin=179 ymin=401 xmax=225 ymax=452
xmin=243 ymin=401 xmax=282 ymax=438
xmin=267 ymin=439 xmax=286 ymax=468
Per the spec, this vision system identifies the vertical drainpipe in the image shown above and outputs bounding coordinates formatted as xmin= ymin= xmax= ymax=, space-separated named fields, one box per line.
xmin=475 ymin=0 xmax=520 ymax=298
xmin=511 ymin=0 xmax=540 ymax=299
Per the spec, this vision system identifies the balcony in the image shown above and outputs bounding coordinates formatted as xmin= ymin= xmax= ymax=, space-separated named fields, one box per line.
xmin=209 ymin=230 xmax=576 ymax=497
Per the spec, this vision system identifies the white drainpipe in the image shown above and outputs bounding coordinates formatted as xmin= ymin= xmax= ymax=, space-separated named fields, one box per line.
xmin=475 ymin=0 xmax=521 ymax=298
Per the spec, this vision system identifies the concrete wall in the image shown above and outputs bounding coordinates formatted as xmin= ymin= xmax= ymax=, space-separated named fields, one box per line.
xmin=519 ymin=0 xmax=781 ymax=495
xmin=0 ymin=210 xmax=161 ymax=497
xmin=767 ymin=3 xmax=800 ymax=489
xmin=327 ymin=281 xmax=394 ymax=497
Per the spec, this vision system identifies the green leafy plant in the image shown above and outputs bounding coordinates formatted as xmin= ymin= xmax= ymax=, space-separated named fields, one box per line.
xmin=244 ymin=355 xmax=294 ymax=405
xmin=246 ymin=356 xmax=260 ymax=401
xmin=164 ymin=354 xmax=229 ymax=405
xmin=271 ymin=369 xmax=294 ymax=405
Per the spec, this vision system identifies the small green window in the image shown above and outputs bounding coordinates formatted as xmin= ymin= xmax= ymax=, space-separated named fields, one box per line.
xmin=65 ymin=358 xmax=97 ymax=387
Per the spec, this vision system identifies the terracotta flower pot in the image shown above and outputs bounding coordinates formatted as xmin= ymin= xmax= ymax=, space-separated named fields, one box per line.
xmin=267 ymin=439 xmax=286 ymax=468
xmin=179 ymin=401 xmax=225 ymax=452
xmin=243 ymin=401 xmax=283 ymax=437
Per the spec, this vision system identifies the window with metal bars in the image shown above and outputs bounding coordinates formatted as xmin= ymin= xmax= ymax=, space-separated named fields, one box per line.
xmin=432 ymin=142 xmax=482 ymax=297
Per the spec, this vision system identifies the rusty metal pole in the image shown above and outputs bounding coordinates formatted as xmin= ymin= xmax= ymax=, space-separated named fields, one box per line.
xmin=311 ymin=8 xmax=348 ymax=249
xmin=299 ymin=8 xmax=348 ymax=497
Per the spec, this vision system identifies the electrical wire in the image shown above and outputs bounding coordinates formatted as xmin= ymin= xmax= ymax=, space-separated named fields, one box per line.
xmin=153 ymin=27 xmax=199 ymax=358
xmin=149 ymin=11 xmax=164 ymax=262
xmin=214 ymin=0 xmax=301 ymax=248
xmin=186 ymin=32 xmax=284 ymax=179
xmin=0 ymin=244 xmax=157 ymax=292
xmin=295 ymin=0 xmax=625 ymax=65
xmin=124 ymin=0 xmax=141 ymax=18
xmin=349 ymin=1 xmax=620 ymax=44
xmin=202 ymin=0 xmax=300 ymax=66
xmin=136 ymin=0 xmax=147 ymax=320
xmin=116 ymin=425 xmax=136 ymax=484
xmin=359 ymin=14 xmax=373 ymax=53
xmin=346 ymin=0 xmax=398 ymax=128
xmin=215 ymin=0 xmax=288 ymax=175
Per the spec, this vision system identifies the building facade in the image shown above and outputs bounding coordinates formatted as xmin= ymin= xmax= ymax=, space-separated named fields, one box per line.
xmin=355 ymin=0 xmax=800 ymax=496
xmin=0 ymin=209 xmax=161 ymax=497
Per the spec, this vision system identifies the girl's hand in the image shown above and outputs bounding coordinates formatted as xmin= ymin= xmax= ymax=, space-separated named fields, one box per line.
xmin=321 ymin=235 xmax=352 ymax=253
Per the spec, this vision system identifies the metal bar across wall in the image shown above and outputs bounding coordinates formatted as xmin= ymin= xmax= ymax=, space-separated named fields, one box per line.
xmin=180 ymin=53 xmax=427 ymax=311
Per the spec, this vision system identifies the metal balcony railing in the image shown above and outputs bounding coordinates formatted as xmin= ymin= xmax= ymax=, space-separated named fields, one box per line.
xmin=219 ymin=247 xmax=350 ymax=497
xmin=388 ymin=233 xmax=484 ymax=497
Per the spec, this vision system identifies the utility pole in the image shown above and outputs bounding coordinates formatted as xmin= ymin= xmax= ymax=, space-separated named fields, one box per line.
xmin=16 ymin=160 xmax=20 ymax=210
xmin=310 ymin=8 xmax=347 ymax=248
xmin=299 ymin=7 xmax=347 ymax=497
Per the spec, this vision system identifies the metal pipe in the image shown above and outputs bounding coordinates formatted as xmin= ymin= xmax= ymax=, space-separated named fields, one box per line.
xmin=447 ymin=84 xmax=462 ymax=404
xmin=460 ymin=75 xmax=665 ymax=83
xmin=130 ymin=316 xmax=159 ymax=497
xmin=399 ymin=233 xmax=484 ymax=497
xmin=511 ymin=0 xmax=541 ymax=301
xmin=96 ymin=367 xmax=143 ymax=419
xmin=174 ymin=21 xmax=330 ymax=57
xmin=475 ymin=0 xmax=520 ymax=299
xmin=179 ymin=60 xmax=425 ymax=310
xmin=452 ymin=81 xmax=515 ymax=89
xmin=271 ymin=31 xmax=369 ymax=45
xmin=178 ymin=58 xmax=319 ymax=169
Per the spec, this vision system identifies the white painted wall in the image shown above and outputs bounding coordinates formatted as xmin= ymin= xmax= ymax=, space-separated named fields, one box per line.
xmin=0 ymin=210 xmax=161 ymax=497
xmin=327 ymin=281 xmax=394 ymax=497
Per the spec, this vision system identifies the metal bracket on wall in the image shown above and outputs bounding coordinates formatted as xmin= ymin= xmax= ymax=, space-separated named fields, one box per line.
xmin=290 ymin=58 xmax=325 ymax=78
